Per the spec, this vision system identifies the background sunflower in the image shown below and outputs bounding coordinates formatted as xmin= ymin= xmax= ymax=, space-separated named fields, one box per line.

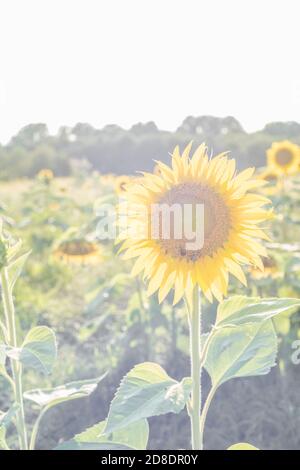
xmin=267 ymin=140 xmax=300 ymax=176
xmin=37 ymin=168 xmax=54 ymax=184
xmin=53 ymin=238 xmax=103 ymax=265
xmin=258 ymin=168 xmax=281 ymax=195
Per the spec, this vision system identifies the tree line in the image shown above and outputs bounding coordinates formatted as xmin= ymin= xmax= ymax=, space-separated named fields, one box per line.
xmin=1 ymin=116 xmax=300 ymax=179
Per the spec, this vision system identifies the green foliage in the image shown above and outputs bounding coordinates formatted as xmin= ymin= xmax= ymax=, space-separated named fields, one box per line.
xmin=7 ymin=252 xmax=31 ymax=290
xmin=204 ymin=320 xmax=278 ymax=387
xmin=228 ymin=442 xmax=259 ymax=450
xmin=1 ymin=149 xmax=300 ymax=450
xmin=1 ymin=326 xmax=57 ymax=378
xmin=216 ymin=296 xmax=300 ymax=327
xmin=8 ymin=326 xmax=57 ymax=375
xmin=0 ymin=217 xmax=109 ymax=450
xmin=2 ymin=117 xmax=300 ymax=179
xmin=56 ymin=419 xmax=149 ymax=450
xmin=24 ymin=374 xmax=106 ymax=409
xmin=0 ymin=240 xmax=7 ymax=269
xmin=0 ymin=404 xmax=20 ymax=450
xmin=105 ymin=362 xmax=192 ymax=434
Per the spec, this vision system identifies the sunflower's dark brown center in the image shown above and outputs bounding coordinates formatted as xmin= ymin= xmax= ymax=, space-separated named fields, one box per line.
xmin=151 ymin=182 xmax=231 ymax=261
xmin=275 ymin=149 xmax=293 ymax=166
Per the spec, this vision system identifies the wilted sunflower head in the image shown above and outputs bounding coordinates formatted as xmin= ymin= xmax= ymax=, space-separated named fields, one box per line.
xmin=267 ymin=141 xmax=300 ymax=175
xmin=53 ymin=239 xmax=102 ymax=265
xmin=117 ymin=143 xmax=273 ymax=305
xmin=37 ymin=168 xmax=54 ymax=184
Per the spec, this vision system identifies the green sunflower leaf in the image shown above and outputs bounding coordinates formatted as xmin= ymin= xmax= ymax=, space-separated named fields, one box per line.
xmin=204 ymin=320 xmax=278 ymax=387
xmin=216 ymin=296 xmax=300 ymax=327
xmin=6 ymin=326 xmax=57 ymax=375
xmin=105 ymin=362 xmax=192 ymax=434
xmin=228 ymin=442 xmax=259 ymax=450
xmin=24 ymin=373 xmax=107 ymax=410
xmin=55 ymin=418 xmax=149 ymax=450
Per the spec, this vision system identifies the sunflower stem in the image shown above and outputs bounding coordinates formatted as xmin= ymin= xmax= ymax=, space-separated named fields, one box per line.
xmin=188 ymin=287 xmax=203 ymax=450
xmin=0 ymin=266 xmax=28 ymax=450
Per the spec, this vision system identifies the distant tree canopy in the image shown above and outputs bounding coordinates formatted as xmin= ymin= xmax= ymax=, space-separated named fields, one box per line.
xmin=1 ymin=116 xmax=300 ymax=179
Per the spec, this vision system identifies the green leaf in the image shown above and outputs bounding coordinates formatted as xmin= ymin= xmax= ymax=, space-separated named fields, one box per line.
xmin=0 ymin=403 xmax=19 ymax=427
xmin=0 ymin=321 xmax=7 ymax=342
xmin=0 ymin=403 xmax=19 ymax=450
xmin=56 ymin=419 xmax=149 ymax=450
xmin=0 ymin=365 xmax=8 ymax=382
xmin=0 ymin=343 xmax=6 ymax=366
xmin=102 ymin=419 xmax=149 ymax=450
xmin=0 ymin=240 xmax=8 ymax=269
xmin=24 ymin=373 xmax=107 ymax=410
xmin=204 ymin=320 xmax=278 ymax=387
xmin=6 ymin=238 xmax=22 ymax=262
xmin=8 ymin=251 xmax=30 ymax=289
xmin=0 ymin=427 xmax=8 ymax=450
xmin=216 ymin=296 xmax=300 ymax=327
xmin=105 ymin=362 xmax=192 ymax=434
xmin=56 ymin=442 xmax=135 ymax=450
xmin=228 ymin=442 xmax=259 ymax=450
xmin=0 ymin=343 xmax=12 ymax=384
xmin=273 ymin=315 xmax=290 ymax=335
xmin=7 ymin=326 xmax=57 ymax=375
xmin=0 ymin=344 xmax=13 ymax=385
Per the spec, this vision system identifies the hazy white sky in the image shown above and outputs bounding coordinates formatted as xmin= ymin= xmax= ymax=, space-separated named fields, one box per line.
xmin=1 ymin=0 xmax=300 ymax=143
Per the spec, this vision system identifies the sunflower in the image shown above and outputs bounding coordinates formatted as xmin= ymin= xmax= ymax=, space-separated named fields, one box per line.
xmin=53 ymin=239 xmax=102 ymax=265
xmin=37 ymin=168 xmax=54 ymax=184
xmin=267 ymin=140 xmax=300 ymax=175
xmin=114 ymin=176 xmax=132 ymax=194
xmin=117 ymin=143 xmax=272 ymax=304
xmin=258 ymin=169 xmax=280 ymax=195
xmin=259 ymin=169 xmax=278 ymax=183
xmin=250 ymin=256 xmax=281 ymax=280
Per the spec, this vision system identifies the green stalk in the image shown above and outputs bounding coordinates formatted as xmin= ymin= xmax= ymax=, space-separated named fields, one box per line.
xmin=1 ymin=267 xmax=28 ymax=450
xmin=135 ymin=276 xmax=151 ymax=359
xmin=30 ymin=407 xmax=48 ymax=450
xmin=200 ymin=385 xmax=218 ymax=442
xmin=188 ymin=287 xmax=203 ymax=450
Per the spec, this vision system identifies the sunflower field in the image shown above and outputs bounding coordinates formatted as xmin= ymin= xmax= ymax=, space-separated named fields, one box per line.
xmin=2 ymin=138 xmax=300 ymax=452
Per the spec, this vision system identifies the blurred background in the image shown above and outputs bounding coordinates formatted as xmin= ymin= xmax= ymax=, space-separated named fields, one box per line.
xmin=1 ymin=0 xmax=300 ymax=450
